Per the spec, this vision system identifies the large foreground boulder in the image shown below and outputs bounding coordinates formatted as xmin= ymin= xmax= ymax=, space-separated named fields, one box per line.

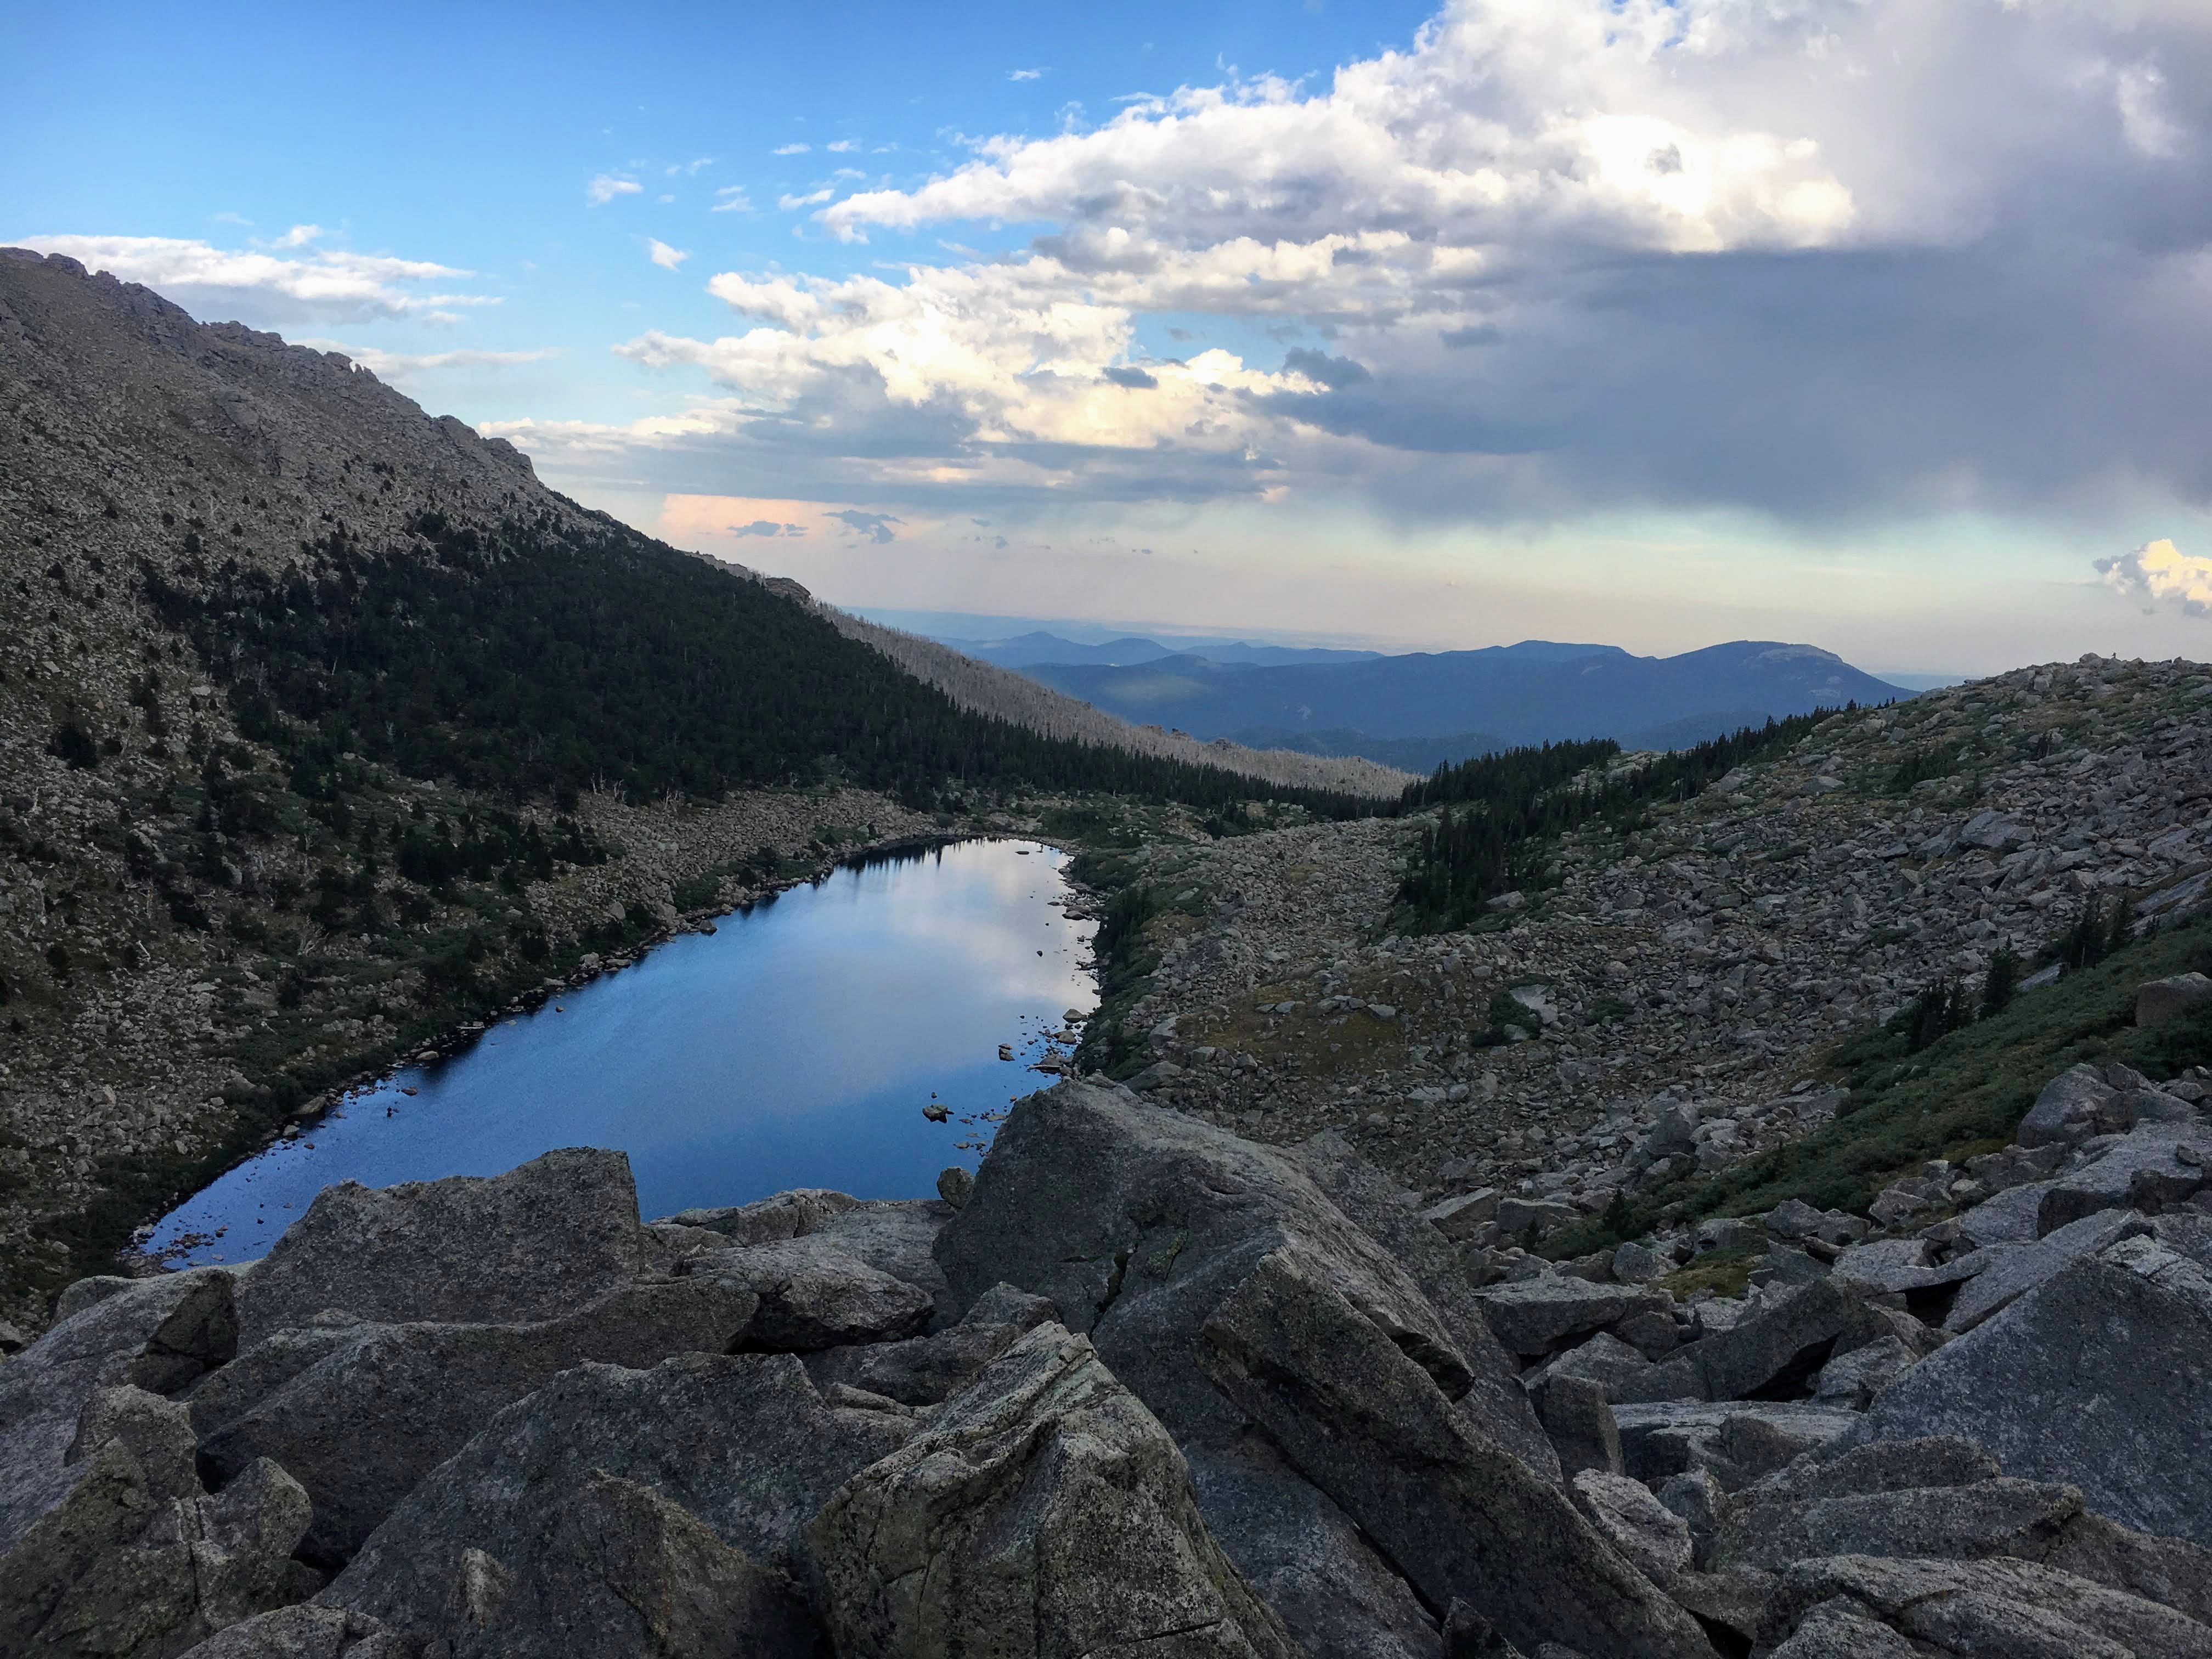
xmin=1200 ymin=1246 xmax=1716 ymax=1658
xmin=0 ymin=1270 xmax=244 ymax=1652
xmin=193 ymin=1276 xmax=760 ymax=1566
xmin=1854 ymin=1227 xmax=2212 ymax=1547
xmin=324 ymin=1352 xmax=912 ymax=1643
xmin=810 ymin=1322 xmax=1301 ymax=1659
xmin=935 ymin=1081 xmax=1568 ymax=1659
xmin=235 ymin=1148 xmax=649 ymax=1343
xmin=1761 ymin=1554 xmax=2212 ymax=1657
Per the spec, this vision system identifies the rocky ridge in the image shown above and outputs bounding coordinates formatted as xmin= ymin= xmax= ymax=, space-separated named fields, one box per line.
xmin=4 ymin=1073 xmax=2210 ymax=1657
xmin=1094 ymin=653 xmax=2212 ymax=1218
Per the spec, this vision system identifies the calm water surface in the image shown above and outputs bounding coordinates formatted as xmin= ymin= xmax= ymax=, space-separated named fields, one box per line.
xmin=149 ymin=839 xmax=1095 ymax=1266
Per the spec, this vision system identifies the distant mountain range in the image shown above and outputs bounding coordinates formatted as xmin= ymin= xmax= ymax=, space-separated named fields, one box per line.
xmin=947 ymin=637 xmax=1912 ymax=770
xmin=939 ymin=629 xmax=1383 ymax=671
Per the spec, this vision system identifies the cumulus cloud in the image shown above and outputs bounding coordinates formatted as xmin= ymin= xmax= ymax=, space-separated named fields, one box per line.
xmin=2096 ymin=539 xmax=2212 ymax=615
xmin=1009 ymin=67 xmax=1046 ymax=81
xmin=827 ymin=139 xmax=859 ymax=153
xmin=647 ymin=238 xmax=690 ymax=269
xmin=14 ymin=234 xmax=492 ymax=326
xmin=730 ymin=519 xmax=808 ymax=537
xmin=516 ymin=0 xmax=2212 ymax=527
xmin=772 ymin=142 xmax=811 ymax=155
xmin=586 ymin=174 xmax=643 ymax=205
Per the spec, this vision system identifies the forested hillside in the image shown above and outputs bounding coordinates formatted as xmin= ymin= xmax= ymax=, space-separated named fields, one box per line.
xmin=0 ymin=247 xmax=1372 ymax=1328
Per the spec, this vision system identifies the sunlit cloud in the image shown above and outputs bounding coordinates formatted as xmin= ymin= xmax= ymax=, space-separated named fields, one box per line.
xmin=2096 ymin=539 xmax=2212 ymax=616
xmin=647 ymin=238 xmax=691 ymax=269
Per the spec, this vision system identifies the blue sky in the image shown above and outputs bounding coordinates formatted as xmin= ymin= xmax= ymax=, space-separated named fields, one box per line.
xmin=11 ymin=1 xmax=2212 ymax=672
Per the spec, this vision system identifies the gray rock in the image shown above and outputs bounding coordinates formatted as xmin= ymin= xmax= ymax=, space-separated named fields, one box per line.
xmin=804 ymin=1199 xmax=956 ymax=1304
xmin=68 ymin=1384 xmax=201 ymax=1505
xmin=1714 ymin=1476 xmax=2085 ymax=1571
xmin=1610 ymin=1241 xmax=1662 ymax=1284
xmin=1695 ymin=1278 xmax=1867 ymax=1401
xmin=935 ymin=1081 xmax=1556 ymax=1659
xmin=1811 ymin=1336 xmax=1916 ymax=1410
xmin=1495 ymin=1198 xmax=1577 ymax=1238
xmin=171 ymin=1604 xmax=415 ymax=1658
xmin=803 ymin=1280 xmax=1054 ymax=1406
xmin=0 ymin=1267 xmax=239 ymax=1645
xmin=2139 ymin=972 xmax=2212 ymax=1028
xmin=426 ymin=1470 xmax=819 ymax=1659
xmin=1537 ymin=1375 xmax=1624 ymax=1478
xmin=1571 ymin=1472 xmax=1693 ymax=1582
xmin=1764 ymin=1596 xmax=1926 ymax=1657
xmin=1611 ymin=1309 xmax=1680 ymax=1360
xmin=1537 ymin=1333 xmax=1657 ymax=1404
xmin=30 ymin=1456 xmax=314 ymax=1657
xmin=1198 ymin=1246 xmax=1716 ymax=1658
xmin=2036 ymin=1127 xmax=2210 ymax=1233
xmin=1943 ymin=1211 xmax=2152 ymax=1333
xmin=663 ymin=1187 xmax=858 ymax=1243
xmin=935 ymin=1165 xmax=974 ymax=1210
xmin=0 ymin=1443 xmax=155 ymax=1654
xmin=326 ymin=1352 xmax=913 ymax=1629
xmin=1956 ymin=1180 xmax=2057 ymax=1248
xmin=1782 ymin=1436 xmax=2002 ymax=1499
xmin=1424 ymin=1188 xmax=1502 ymax=1242
xmin=1297 ymin=1129 xmax=1545 ymax=1470
xmin=1765 ymin=1200 xmax=1867 ymax=1247
xmin=238 ymin=1149 xmax=648 ymax=1344
xmin=1761 ymin=1554 xmax=2212 ymax=1658
xmin=1829 ymin=1239 xmax=1987 ymax=1297
xmin=1474 ymin=1278 xmax=1671 ymax=1358
xmin=1752 ymin=1248 xmax=1830 ymax=1291
xmin=2017 ymin=1064 xmax=2129 ymax=1150
xmin=691 ymin=1234 xmax=934 ymax=1352
xmin=1857 ymin=1236 xmax=2212 ymax=1545
xmin=810 ymin=1322 xmax=1302 ymax=1659
xmin=195 ymin=1276 xmax=759 ymax=1565
xmin=1612 ymin=1402 xmax=1859 ymax=1488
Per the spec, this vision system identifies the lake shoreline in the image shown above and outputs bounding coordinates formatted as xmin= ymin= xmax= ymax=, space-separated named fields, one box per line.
xmin=134 ymin=837 xmax=1102 ymax=1271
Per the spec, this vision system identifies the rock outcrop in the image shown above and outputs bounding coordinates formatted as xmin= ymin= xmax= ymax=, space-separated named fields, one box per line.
xmin=5 ymin=1060 xmax=2212 ymax=1657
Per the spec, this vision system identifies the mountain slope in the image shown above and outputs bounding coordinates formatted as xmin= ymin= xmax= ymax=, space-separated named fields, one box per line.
xmin=938 ymin=629 xmax=1386 ymax=670
xmin=821 ymin=612 xmax=1411 ymax=798
xmin=1022 ymin=640 xmax=1910 ymax=765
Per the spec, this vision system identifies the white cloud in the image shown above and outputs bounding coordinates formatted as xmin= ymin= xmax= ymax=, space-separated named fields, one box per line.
xmin=647 ymin=238 xmax=691 ymax=269
xmin=1009 ymin=67 xmax=1046 ymax=81
xmin=2096 ymin=539 xmax=2212 ymax=614
xmin=773 ymin=142 xmax=811 ymax=155
xmin=827 ymin=139 xmax=859 ymax=153
xmin=523 ymin=0 xmax=2212 ymax=528
xmin=586 ymin=173 xmax=644 ymax=205
xmin=13 ymin=234 xmax=490 ymax=325
xmin=711 ymin=187 xmax=756 ymax=214
xmin=270 ymin=222 xmax=322 ymax=248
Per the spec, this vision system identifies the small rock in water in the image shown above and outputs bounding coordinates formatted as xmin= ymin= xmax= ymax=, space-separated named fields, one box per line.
xmin=924 ymin=1103 xmax=950 ymax=1122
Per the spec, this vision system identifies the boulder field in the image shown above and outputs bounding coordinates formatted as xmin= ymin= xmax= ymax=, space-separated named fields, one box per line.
xmin=3 ymin=1075 xmax=2210 ymax=1658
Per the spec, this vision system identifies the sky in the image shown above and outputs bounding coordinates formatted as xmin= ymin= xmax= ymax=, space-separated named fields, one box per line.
xmin=8 ymin=0 xmax=2212 ymax=674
